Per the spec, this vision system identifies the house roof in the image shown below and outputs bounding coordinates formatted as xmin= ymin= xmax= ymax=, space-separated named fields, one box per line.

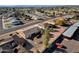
xmin=63 ymin=20 xmax=79 ymax=38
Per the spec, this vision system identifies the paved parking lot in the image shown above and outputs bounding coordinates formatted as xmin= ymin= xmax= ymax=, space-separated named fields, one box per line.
xmin=61 ymin=39 xmax=79 ymax=53
xmin=54 ymin=38 xmax=79 ymax=53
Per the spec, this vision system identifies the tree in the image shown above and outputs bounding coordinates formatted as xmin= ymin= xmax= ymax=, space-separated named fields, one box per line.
xmin=55 ymin=18 xmax=66 ymax=26
xmin=42 ymin=23 xmax=50 ymax=48
xmin=33 ymin=37 xmax=40 ymax=53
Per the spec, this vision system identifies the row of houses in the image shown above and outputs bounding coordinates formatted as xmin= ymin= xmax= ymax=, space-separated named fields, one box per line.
xmin=0 ymin=19 xmax=79 ymax=53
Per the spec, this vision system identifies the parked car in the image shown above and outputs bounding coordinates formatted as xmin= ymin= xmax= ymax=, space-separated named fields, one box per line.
xmin=12 ymin=21 xmax=24 ymax=26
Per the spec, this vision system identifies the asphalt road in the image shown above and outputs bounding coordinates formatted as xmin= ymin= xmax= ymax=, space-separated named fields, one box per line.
xmin=0 ymin=20 xmax=48 ymax=36
xmin=0 ymin=14 xmax=69 ymax=37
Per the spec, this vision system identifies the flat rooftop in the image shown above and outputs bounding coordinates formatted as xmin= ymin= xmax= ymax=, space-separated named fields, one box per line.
xmin=63 ymin=20 xmax=79 ymax=38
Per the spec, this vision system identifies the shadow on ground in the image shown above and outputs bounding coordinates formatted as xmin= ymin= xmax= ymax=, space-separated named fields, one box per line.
xmin=54 ymin=48 xmax=67 ymax=53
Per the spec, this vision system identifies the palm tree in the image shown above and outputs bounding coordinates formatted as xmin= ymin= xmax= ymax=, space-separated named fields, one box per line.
xmin=42 ymin=23 xmax=50 ymax=48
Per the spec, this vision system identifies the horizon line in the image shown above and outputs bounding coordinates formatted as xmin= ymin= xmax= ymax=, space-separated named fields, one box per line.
xmin=0 ymin=5 xmax=79 ymax=7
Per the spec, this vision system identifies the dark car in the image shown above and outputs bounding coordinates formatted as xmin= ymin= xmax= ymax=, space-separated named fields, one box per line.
xmin=13 ymin=21 xmax=24 ymax=26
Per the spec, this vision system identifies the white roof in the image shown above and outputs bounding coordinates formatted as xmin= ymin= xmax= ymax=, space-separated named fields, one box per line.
xmin=63 ymin=20 xmax=79 ymax=38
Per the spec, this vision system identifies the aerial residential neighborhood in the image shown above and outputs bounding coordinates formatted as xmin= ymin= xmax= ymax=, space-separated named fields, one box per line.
xmin=0 ymin=6 xmax=79 ymax=53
